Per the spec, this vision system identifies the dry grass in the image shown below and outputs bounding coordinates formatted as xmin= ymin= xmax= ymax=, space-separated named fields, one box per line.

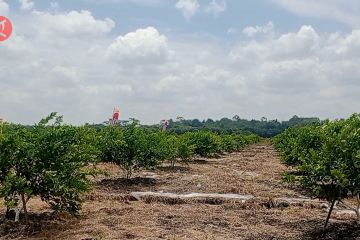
xmin=1 ymin=142 xmax=359 ymax=240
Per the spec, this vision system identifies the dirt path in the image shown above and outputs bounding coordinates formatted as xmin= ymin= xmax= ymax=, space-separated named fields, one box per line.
xmin=95 ymin=142 xmax=301 ymax=198
xmin=1 ymin=142 xmax=359 ymax=240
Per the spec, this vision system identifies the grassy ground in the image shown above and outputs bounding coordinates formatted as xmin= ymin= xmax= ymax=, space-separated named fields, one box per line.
xmin=1 ymin=142 xmax=359 ymax=240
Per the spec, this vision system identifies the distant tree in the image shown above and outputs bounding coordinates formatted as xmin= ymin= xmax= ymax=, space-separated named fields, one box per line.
xmin=129 ymin=118 xmax=140 ymax=125
xmin=206 ymin=118 xmax=214 ymax=124
xmin=232 ymin=115 xmax=240 ymax=121
xmin=176 ymin=116 xmax=185 ymax=122
xmin=191 ymin=119 xmax=202 ymax=127
xmin=165 ymin=115 xmax=321 ymax=137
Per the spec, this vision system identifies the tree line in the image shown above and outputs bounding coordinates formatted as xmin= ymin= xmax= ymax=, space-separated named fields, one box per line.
xmin=159 ymin=115 xmax=320 ymax=137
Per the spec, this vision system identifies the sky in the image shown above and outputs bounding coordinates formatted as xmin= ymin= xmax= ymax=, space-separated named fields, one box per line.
xmin=0 ymin=0 xmax=359 ymax=124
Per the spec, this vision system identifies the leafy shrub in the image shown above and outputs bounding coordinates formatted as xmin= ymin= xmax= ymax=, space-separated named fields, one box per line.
xmin=274 ymin=114 xmax=360 ymax=226
xmin=0 ymin=113 xmax=98 ymax=222
xmin=177 ymin=135 xmax=194 ymax=164
xmin=244 ymin=134 xmax=261 ymax=145
xmin=182 ymin=131 xmax=223 ymax=157
xmin=161 ymin=134 xmax=194 ymax=168
xmin=220 ymin=135 xmax=238 ymax=153
xmin=273 ymin=124 xmax=321 ymax=165
xmin=98 ymin=125 xmax=174 ymax=178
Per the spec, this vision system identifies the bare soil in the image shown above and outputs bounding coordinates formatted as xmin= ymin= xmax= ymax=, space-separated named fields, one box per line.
xmin=1 ymin=142 xmax=359 ymax=240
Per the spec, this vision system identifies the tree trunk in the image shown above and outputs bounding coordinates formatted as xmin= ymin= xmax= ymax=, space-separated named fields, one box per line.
xmin=21 ymin=193 xmax=29 ymax=223
xmin=356 ymin=194 xmax=360 ymax=224
xmin=14 ymin=206 xmax=21 ymax=222
xmin=126 ymin=169 xmax=132 ymax=179
xmin=5 ymin=206 xmax=10 ymax=219
xmin=325 ymin=198 xmax=336 ymax=228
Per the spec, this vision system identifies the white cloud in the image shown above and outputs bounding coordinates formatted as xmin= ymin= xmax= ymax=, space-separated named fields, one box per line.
xmin=175 ymin=0 xmax=200 ymax=21
xmin=233 ymin=25 xmax=319 ymax=62
xmin=205 ymin=0 xmax=226 ymax=17
xmin=274 ymin=25 xmax=319 ymax=58
xmin=0 ymin=7 xmax=359 ymax=124
xmin=107 ymin=27 xmax=170 ymax=64
xmin=19 ymin=0 xmax=34 ymax=11
xmin=273 ymin=0 xmax=360 ymax=28
xmin=243 ymin=21 xmax=274 ymax=37
xmin=50 ymin=1 xmax=60 ymax=10
xmin=227 ymin=27 xmax=238 ymax=34
xmin=32 ymin=10 xmax=115 ymax=38
xmin=227 ymin=24 xmax=360 ymax=118
xmin=324 ymin=30 xmax=360 ymax=58
xmin=0 ymin=0 xmax=9 ymax=15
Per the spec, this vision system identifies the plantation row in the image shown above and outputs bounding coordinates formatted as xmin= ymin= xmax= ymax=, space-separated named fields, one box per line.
xmin=0 ymin=113 xmax=260 ymax=222
xmin=273 ymin=113 xmax=360 ymax=227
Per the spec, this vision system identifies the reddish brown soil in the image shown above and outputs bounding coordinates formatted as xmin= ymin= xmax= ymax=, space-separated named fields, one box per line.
xmin=1 ymin=142 xmax=359 ymax=240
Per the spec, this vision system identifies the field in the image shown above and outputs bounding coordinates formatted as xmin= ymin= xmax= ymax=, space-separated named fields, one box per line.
xmin=1 ymin=141 xmax=358 ymax=240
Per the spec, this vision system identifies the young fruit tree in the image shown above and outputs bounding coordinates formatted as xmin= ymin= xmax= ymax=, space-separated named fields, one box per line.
xmin=160 ymin=134 xmax=194 ymax=168
xmin=182 ymin=131 xmax=223 ymax=157
xmin=275 ymin=114 xmax=360 ymax=227
xmin=0 ymin=113 xmax=99 ymax=222
xmin=302 ymin=115 xmax=360 ymax=227
xmin=98 ymin=124 xmax=166 ymax=178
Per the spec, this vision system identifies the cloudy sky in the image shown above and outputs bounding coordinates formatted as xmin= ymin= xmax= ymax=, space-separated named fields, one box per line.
xmin=0 ymin=0 xmax=359 ymax=124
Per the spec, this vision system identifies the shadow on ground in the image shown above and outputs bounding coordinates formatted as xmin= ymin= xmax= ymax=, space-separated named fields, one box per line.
xmin=0 ymin=212 xmax=76 ymax=239
xmin=157 ymin=165 xmax=191 ymax=172
xmin=98 ymin=177 xmax=158 ymax=192
xmin=302 ymin=221 xmax=360 ymax=240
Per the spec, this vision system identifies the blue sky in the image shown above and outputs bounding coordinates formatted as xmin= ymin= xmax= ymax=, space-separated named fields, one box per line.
xmin=9 ymin=1 xmax=352 ymax=38
xmin=15 ymin=1 xmax=352 ymax=34
xmin=0 ymin=0 xmax=359 ymax=124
